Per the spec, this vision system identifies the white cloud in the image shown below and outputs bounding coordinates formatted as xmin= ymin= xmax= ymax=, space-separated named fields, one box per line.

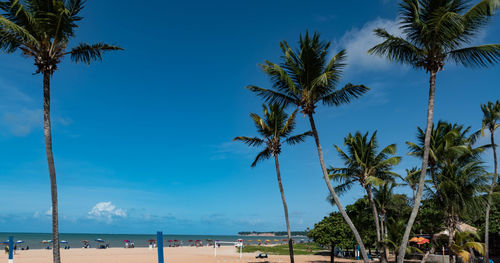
xmin=88 ymin=201 xmax=127 ymax=222
xmin=2 ymin=108 xmax=42 ymax=136
xmin=337 ymin=17 xmax=403 ymax=72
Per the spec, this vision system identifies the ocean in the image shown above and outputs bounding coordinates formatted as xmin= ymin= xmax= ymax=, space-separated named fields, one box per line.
xmin=0 ymin=233 xmax=304 ymax=249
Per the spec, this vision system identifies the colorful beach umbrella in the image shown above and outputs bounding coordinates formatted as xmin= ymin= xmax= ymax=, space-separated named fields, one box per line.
xmin=124 ymin=240 xmax=131 ymax=243
xmin=247 ymin=240 xmax=253 ymax=242
xmin=409 ymin=237 xmax=420 ymax=242
xmin=147 ymin=239 xmax=156 ymax=243
xmin=81 ymin=240 xmax=89 ymax=243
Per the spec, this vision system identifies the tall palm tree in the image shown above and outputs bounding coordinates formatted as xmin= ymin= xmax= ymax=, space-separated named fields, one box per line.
xmin=247 ymin=31 xmax=371 ymax=262
xmin=0 ymin=1 xmax=122 ymax=262
xmin=234 ymin=104 xmax=312 ymax=263
xmin=329 ymin=131 xmax=401 ymax=263
xmin=480 ymin=100 xmax=500 ymax=263
xmin=369 ymin=1 xmax=500 ymax=260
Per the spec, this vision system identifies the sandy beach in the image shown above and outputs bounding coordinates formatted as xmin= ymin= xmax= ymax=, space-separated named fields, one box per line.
xmin=4 ymin=246 xmax=361 ymax=263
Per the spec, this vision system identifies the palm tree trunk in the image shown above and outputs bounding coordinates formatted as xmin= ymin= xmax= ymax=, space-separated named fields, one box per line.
xmin=43 ymin=71 xmax=61 ymax=263
xmin=366 ymin=186 xmax=386 ymax=263
xmin=484 ymin=129 xmax=497 ymax=263
xmin=397 ymin=70 xmax=437 ymax=263
xmin=274 ymin=154 xmax=294 ymax=263
xmin=331 ymin=243 xmax=335 ymax=263
xmin=307 ymin=113 xmax=369 ymax=263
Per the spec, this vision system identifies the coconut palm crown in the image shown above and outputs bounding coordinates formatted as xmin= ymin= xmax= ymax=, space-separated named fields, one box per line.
xmin=369 ymin=0 xmax=500 ymax=72
xmin=234 ymin=104 xmax=311 ymax=165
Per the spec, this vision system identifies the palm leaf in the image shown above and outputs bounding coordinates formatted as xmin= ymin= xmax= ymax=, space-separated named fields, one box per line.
xmin=69 ymin=42 xmax=123 ymax=64
xmin=448 ymin=44 xmax=500 ymax=67
xmin=320 ymin=83 xmax=369 ymax=106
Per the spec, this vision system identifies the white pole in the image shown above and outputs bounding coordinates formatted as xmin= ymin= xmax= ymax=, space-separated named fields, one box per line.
xmin=239 ymin=242 xmax=242 ymax=260
xmin=214 ymin=241 xmax=217 ymax=257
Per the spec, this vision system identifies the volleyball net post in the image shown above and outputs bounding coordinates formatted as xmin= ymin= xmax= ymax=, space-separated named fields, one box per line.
xmin=214 ymin=241 xmax=243 ymax=260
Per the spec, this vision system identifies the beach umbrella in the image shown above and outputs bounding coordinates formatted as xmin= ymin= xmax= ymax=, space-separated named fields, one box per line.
xmin=1 ymin=241 xmax=8 ymax=245
xmin=60 ymin=241 xmax=68 ymax=244
xmin=147 ymin=239 xmax=155 ymax=243
xmin=409 ymin=237 xmax=420 ymax=242
xmin=95 ymin=239 xmax=105 ymax=243
xmin=274 ymin=239 xmax=279 ymax=242
xmin=187 ymin=240 xmax=193 ymax=242
xmin=265 ymin=239 xmax=271 ymax=242
xmin=257 ymin=239 xmax=261 ymax=242
xmin=417 ymin=237 xmax=430 ymax=245
xmin=16 ymin=240 xmax=24 ymax=244
xmin=247 ymin=240 xmax=253 ymax=242
xmin=237 ymin=239 xmax=243 ymax=242
xmin=41 ymin=240 xmax=52 ymax=244
xmin=124 ymin=240 xmax=131 ymax=243
xmin=81 ymin=240 xmax=89 ymax=243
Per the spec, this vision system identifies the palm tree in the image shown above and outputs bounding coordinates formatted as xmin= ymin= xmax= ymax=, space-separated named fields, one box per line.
xmin=234 ymin=104 xmax=312 ymax=263
xmin=368 ymin=1 xmax=500 ymax=261
xmin=450 ymin=231 xmax=485 ymax=263
xmin=329 ymin=131 xmax=401 ymax=263
xmin=480 ymin=100 xmax=500 ymax=263
xmin=374 ymin=182 xmax=398 ymax=260
xmin=0 ymin=1 xmax=122 ymax=262
xmin=398 ymin=167 xmax=420 ymax=204
xmin=247 ymin=31 xmax=371 ymax=262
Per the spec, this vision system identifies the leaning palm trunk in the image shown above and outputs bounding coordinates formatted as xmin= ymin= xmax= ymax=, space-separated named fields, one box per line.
xmin=366 ymin=187 xmax=381 ymax=242
xmin=366 ymin=186 xmax=386 ymax=263
xmin=484 ymin=131 xmax=497 ymax=263
xmin=43 ymin=72 xmax=60 ymax=263
xmin=307 ymin=113 xmax=369 ymax=263
xmin=398 ymin=70 xmax=437 ymax=263
xmin=274 ymin=155 xmax=295 ymax=263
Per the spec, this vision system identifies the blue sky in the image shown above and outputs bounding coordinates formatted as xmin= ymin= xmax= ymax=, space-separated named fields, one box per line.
xmin=0 ymin=0 xmax=499 ymax=235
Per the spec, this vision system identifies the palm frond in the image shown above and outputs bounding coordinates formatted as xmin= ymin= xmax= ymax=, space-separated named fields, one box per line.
xmin=69 ymin=42 xmax=123 ymax=64
xmin=233 ymin=136 xmax=265 ymax=147
xmin=320 ymin=83 xmax=369 ymax=106
xmin=246 ymin=85 xmax=297 ymax=107
xmin=368 ymin=28 xmax=423 ymax=67
xmin=251 ymin=148 xmax=272 ymax=167
xmin=284 ymin=131 xmax=312 ymax=145
xmin=448 ymin=44 xmax=500 ymax=67
xmin=0 ymin=15 xmax=37 ymax=48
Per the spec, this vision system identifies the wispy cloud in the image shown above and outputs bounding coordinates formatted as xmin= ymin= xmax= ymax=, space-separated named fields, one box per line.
xmin=0 ymin=78 xmax=73 ymax=137
xmin=336 ymin=17 xmax=404 ymax=73
xmin=209 ymin=140 xmax=254 ymax=160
